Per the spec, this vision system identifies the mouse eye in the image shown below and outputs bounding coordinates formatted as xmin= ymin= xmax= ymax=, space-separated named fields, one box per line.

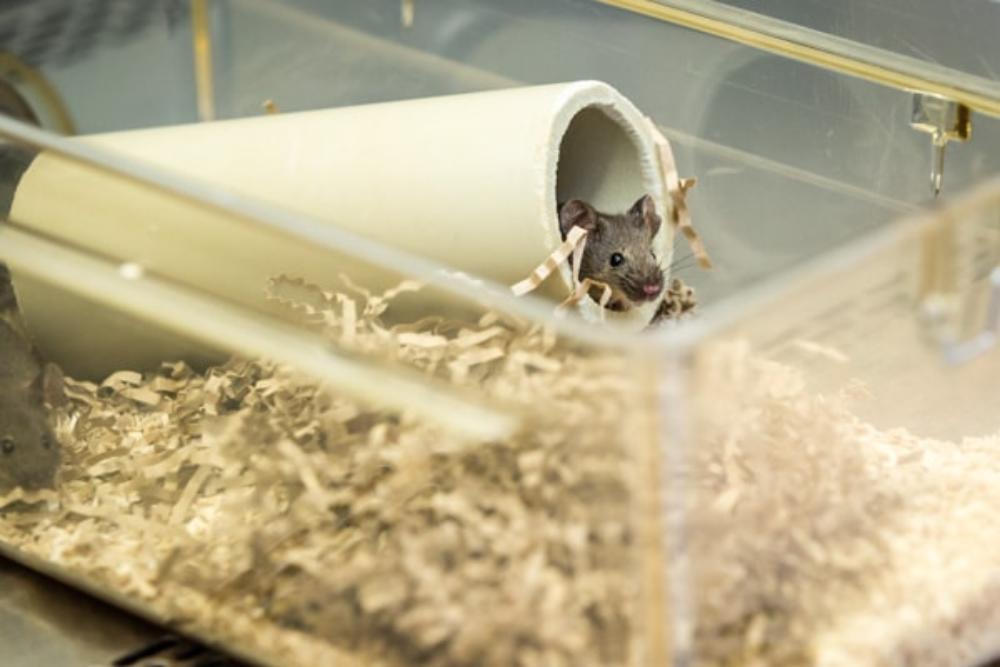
xmin=1 ymin=436 xmax=14 ymax=455
xmin=41 ymin=434 xmax=52 ymax=450
xmin=610 ymin=252 xmax=625 ymax=268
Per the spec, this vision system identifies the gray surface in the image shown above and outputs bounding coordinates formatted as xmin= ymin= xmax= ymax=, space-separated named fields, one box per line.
xmin=0 ymin=555 xmax=160 ymax=666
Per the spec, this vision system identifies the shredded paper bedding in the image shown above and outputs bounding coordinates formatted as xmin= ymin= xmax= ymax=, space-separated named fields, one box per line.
xmin=0 ymin=278 xmax=997 ymax=667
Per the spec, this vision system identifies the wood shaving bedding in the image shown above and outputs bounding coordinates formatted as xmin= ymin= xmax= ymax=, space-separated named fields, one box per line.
xmin=645 ymin=118 xmax=712 ymax=270
xmin=687 ymin=342 xmax=1000 ymax=666
xmin=510 ymin=226 xmax=589 ymax=297
xmin=0 ymin=278 xmax=649 ymax=667
xmin=1 ymin=277 xmax=997 ymax=666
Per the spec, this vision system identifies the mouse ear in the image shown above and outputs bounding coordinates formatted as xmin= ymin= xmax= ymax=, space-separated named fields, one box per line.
xmin=30 ymin=363 xmax=67 ymax=409
xmin=629 ymin=194 xmax=661 ymax=238
xmin=557 ymin=199 xmax=598 ymax=239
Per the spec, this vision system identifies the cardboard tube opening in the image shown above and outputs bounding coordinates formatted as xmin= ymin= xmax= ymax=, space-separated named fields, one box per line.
xmin=550 ymin=97 xmax=671 ymax=326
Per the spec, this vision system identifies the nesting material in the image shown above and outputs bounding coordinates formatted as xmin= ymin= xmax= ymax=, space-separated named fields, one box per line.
xmin=510 ymin=226 xmax=589 ymax=297
xmin=653 ymin=278 xmax=698 ymax=324
xmin=0 ymin=280 xmax=997 ymax=666
xmin=0 ymin=278 xmax=648 ymax=667
xmin=689 ymin=342 xmax=1000 ymax=666
xmin=645 ymin=119 xmax=711 ymax=270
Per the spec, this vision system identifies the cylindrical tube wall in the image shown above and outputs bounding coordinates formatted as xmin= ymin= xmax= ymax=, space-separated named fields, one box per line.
xmin=5 ymin=81 xmax=674 ymax=376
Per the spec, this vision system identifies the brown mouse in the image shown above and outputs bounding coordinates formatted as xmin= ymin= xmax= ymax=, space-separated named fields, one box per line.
xmin=0 ymin=264 xmax=61 ymax=493
xmin=557 ymin=194 xmax=664 ymax=312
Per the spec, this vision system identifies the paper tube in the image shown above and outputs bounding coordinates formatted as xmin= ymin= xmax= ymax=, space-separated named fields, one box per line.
xmin=3 ymin=81 xmax=673 ymax=378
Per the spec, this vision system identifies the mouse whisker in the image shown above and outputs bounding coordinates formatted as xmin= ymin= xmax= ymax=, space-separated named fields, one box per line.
xmin=667 ymin=255 xmax=698 ymax=274
xmin=667 ymin=249 xmax=695 ymax=268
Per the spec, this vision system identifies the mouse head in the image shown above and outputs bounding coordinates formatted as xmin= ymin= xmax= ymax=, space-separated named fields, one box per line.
xmin=558 ymin=194 xmax=665 ymax=311
xmin=0 ymin=366 xmax=62 ymax=493
xmin=0 ymin=397 xmax=60 ymax=491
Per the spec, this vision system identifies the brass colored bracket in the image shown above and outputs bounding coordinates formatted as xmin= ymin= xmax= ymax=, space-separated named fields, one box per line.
xmin=191 ymin=0 xmax=215 ymax=122
xmin=910 ymin=92 xmax=971 ymax=197
xmin=0 ymin=52 xmax=75 ymax=135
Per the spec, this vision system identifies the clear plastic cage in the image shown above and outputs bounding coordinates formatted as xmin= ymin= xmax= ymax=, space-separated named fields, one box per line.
xmin=0 ymin=1 xmax=998 ymax=666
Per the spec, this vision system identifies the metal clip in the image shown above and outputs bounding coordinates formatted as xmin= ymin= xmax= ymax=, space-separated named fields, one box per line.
xmin=910 ymin=93 xmax=971 ymax=197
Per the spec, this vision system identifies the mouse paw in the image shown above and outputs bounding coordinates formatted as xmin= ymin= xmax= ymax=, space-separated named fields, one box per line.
xmin=648 ymin=278 xmax=698 ymax=327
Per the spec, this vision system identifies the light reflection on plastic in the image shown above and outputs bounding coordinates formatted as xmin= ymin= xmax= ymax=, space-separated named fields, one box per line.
xmin=118 ymin=262 xmax=145 ymax=280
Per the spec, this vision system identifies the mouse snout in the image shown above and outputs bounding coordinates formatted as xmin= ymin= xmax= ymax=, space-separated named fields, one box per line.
xmin=642 ymin=280 xmax=663 ymax=299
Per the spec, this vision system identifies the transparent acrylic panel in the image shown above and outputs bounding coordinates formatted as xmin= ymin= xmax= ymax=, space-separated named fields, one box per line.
xmin=210 ymin=0 xmax=1000 ymax=304
xmin=669 ymin=176 xmax=1000 ymax=665
xmin=712 ymin=0 xmax=1000 ymax=83
xmin=0 ymin=2 xmax=997 ymax=664
xmin=0 ymin=120 xmax=667 ymax=667
xmin=214 ymin=0 xmax=1000 ymax=197
xmin=1 ymin=0 xmax=994 ymax=310
xmin=0 ymin=0 xmax=197 ymax=133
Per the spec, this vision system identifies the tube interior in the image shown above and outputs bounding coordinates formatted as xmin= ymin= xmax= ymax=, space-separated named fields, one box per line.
xmin=555 ymin=106 xmax=647 ymax=219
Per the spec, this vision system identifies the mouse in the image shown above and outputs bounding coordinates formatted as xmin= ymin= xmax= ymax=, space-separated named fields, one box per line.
xmin=557 ymin=194 xmax=665 ymax=312
xmin=0 ymin=263 xmax=61 ymax=493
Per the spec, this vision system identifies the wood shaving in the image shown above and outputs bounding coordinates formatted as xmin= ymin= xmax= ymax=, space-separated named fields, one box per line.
xmin=558 ymin=275 xmax=614 ymax=319
xmin=686 ymin=341 xmax=1000 ymax=666
xmin=510 ymin=226 xmax=587 ymax=297
xmin=1 ymin=277 xmax=997 ymax=666
xmin=0 ymin=277 xmax=660 ymax=667
xmin=651 ymin=277 xmax=698 ymax=325
xmin=645 ymin=117 xmax=712 ymax=270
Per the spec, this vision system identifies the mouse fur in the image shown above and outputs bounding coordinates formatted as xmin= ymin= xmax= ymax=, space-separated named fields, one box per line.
xmin=558 ymin=194 xmax=665 ymax=312
xmin=0 ymin=264 xmax=61 ymax=493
